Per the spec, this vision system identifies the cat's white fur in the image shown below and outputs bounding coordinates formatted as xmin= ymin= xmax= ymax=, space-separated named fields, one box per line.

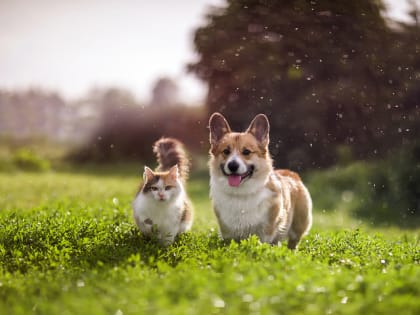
xmin=132 ymin=166 xmax=191 ymax=245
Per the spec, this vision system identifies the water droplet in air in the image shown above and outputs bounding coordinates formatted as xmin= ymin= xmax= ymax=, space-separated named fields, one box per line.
xmin=242 ymin=294 xmax=253 ymax=302
xmin=212 ymin=297 xmax=225 ymax=308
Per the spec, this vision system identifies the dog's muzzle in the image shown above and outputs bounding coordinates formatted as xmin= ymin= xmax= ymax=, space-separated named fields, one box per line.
xmin=220 ymin=164 xmax=255 ymax=187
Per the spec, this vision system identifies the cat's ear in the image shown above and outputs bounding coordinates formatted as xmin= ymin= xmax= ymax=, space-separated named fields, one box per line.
xmin=143 ymin=166 xmax=154 ymax=182
xmin=168 ymin=165 xmax=179 ymax=180
xmin=209 ymin=112 xmax=231 ymax=145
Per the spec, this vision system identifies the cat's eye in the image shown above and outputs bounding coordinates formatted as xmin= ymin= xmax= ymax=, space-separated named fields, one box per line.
xmin=223 ymin=148 xmax=231 ymax=155
xmin=242 ymin=148 xmax=251 ymax=156
xmin=151 ymin=187 xmax=158 ymax=191
xmin=165 ymin=186 xmax=173 ymax=191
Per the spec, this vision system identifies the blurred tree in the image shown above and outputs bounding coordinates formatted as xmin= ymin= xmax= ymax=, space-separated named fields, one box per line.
xmin=69 ymin=86 xmax=207 ymax=163
xmin=0 ymin=89 xmax=70 ymax=141
xmin=393 ymin=0 xmax=420 ymax=150
xmin=70 ymin=105 xmax=207 ymax=163
xmin=85 ymin=87 xmax=137 ymax=111
xmin=151 ymin=77 xmax=179 ymax=107
xmin=189 ymin=0 xmax=418 ymax=169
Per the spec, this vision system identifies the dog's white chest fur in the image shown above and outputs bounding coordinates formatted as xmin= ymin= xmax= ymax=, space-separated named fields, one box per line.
xmin=208 ymin=112 xmax=312 ymax=248
xmin=210 ymin=176 xmax=275 ymax=241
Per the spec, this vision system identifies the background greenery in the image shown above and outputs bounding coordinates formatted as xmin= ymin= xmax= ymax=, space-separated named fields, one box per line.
xmin=0 ymin=151 xmax=419 ymax=314
xmin=1 ymin=0 xmax=419 ymax=313
xmin=189 ymin=0 xmax=419 ymax=170
xmin=2 ymin=0 xmax=418 ymax=171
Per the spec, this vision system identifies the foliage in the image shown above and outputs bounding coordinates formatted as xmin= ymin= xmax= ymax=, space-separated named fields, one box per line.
xmin=151 ymin=77 xmax=179 ymax=107
xmin=0 ymin=165 xmax=419 ymax=314
xmin=0 ymin=89 xmax=86 ymax=143
xmin=356 ymin=145 xmax=420 ymax=223
xmin=11 ymin=148 xmax=51 ymax=172
xmin=68 ymin=105 xmax=207 ymax=163
xmin=0 ymin=140 xmax=70 ymax=173
xmin=306 ymin=144 xmax=420 ymax=228
xmin=189 ymin=0 xmax=420 ymax=170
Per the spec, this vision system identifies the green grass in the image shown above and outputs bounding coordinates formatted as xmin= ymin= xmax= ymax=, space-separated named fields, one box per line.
xmin=0 ymin=166 xmax=419 ymax=314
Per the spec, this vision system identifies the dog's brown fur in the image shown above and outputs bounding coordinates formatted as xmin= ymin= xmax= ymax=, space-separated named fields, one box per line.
xmin=208 ymin=113 xmax=312 ymax=249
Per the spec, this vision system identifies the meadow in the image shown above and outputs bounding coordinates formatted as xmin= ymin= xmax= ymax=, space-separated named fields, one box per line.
xmin=0 ymin=162 xmax=419 ymax=315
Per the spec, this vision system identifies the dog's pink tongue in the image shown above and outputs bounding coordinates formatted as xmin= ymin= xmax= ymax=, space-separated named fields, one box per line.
xmin=228 ymin=175 xmax=242 ymax=187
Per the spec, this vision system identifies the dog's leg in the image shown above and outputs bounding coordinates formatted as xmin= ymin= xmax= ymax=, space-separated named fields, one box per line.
xmin=287 ymin=186 xmax=312 ymax=249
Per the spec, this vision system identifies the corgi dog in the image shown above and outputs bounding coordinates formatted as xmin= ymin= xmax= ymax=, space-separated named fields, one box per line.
xmin=132 ymin=138 xmax=193 ymax=245
xmin=208 ymin=113 xmax=312 ymax=249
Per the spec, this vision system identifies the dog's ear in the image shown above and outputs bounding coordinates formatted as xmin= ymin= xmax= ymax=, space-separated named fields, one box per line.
xmin=246 ymin=114 xmax=270 ymax=146
xmin=209 ymin=112 xmax=231 ymax=145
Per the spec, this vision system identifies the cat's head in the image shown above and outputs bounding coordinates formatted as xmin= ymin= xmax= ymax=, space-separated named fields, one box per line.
xmin=142 ymin=165 xmax=181 ymax=202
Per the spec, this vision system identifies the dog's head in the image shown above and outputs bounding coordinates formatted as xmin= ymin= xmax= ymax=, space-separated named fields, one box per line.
xmin=208 ymin=113 xmax=272 ymax=188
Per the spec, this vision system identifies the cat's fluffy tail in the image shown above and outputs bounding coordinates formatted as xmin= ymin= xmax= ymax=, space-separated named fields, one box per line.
xmin=153 ymin=138 xmax=190 ymax=182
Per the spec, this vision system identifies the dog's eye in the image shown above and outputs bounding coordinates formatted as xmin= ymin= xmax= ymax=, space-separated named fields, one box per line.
xmin=223 ymin=148 xmax=230 ymax=155
xmin=242 ymin=149 xmax=251 ymax=156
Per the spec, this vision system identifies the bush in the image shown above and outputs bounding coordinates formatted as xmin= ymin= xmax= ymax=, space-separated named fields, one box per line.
xmin=361 ymin=145 xmax=420 ymax=223
xmin=307 ymin=145 xmax=420 ymax=228
xmin=12 ymin=149 xmax=50 ymax=172
xmin=68 ymin=105 xmax=207 ymax=164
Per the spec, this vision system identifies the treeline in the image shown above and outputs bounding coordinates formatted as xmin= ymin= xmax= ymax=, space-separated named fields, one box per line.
xmin=189 ymin=0 xmax=420 ymax=170
xmin=0 ymin=89 xmax=102 ymax=144
xmin=77 ymin=0 xmax=420 ymax=168
xmin=0 ymin=86 xmax=208 ymax=163
xmin=69 ymin=105 xmax=207 ymax=163
xmin=2 ymin=0 xmax=419 ymax=172
xmin=0 ymin=90 xmax=77 ymax=143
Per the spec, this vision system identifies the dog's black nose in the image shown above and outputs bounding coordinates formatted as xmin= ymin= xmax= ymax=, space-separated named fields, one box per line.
xmin=227 ymin=160 xmax=239 ymax=173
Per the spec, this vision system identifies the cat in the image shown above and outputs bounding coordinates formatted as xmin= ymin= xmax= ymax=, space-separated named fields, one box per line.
xmin=132 ymin=138 xmax=193 ymax=245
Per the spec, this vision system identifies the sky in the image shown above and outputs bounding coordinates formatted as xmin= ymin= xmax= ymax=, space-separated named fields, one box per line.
xmin=0 ymin=0 xmax=416 ymax=104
